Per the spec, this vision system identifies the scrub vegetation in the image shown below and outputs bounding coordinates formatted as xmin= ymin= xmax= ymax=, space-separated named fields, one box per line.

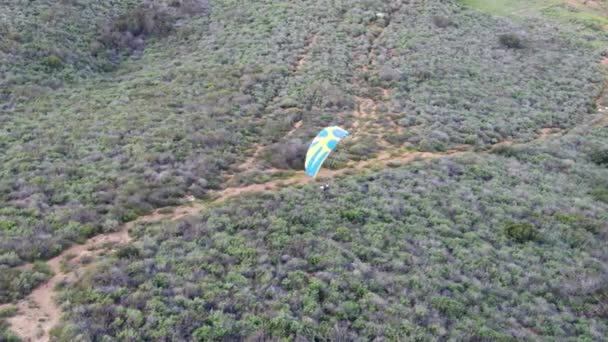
xmin=52 ymin=126 xmax=608 ymax=340
xmin=1 ymin=0 xmax=607 ymax=340
xmin=461 ymin=0 xmax=608 ymax=43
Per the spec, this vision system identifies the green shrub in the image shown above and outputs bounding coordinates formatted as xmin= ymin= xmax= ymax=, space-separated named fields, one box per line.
xmin=0 ymin=252 xmax=21 ymax=267
xmin=0 ymin=320 xmax=19 ymax=342
xmin=325 ymin=159 xmax=348 ymax=170
xmin=0 ymin=306 xmax=17 ymax=319
xmin=378 ymin=66 xmax=401 ymax=82
xmin=499 ymin=33 xmax=525 ymax=49
xmin=590 ymin=187 xmax=608 ymax=204
xmin=432 ymin=15 xmax=453 ymax=28
xmin=431 ymin=296 xmax=465 ymax=319
xmin=385 ymin=132 xmax=412 ymax=146
xmin=153 ymin=273 xmax=170 ymax=288
xmin=491 ymin=145 xmax=519 ymax=158
xmin=333 ymin=226 xmax=352 ymax=242
xmin=0 ymin=267 xmax=52 ymax=303
xmin=340 ymin=208 xmax=367 ymax=224
xmin=0 ymin=220 xmax=16 ymax=231
xmin=562 ymin=229 xmax=588 ymax=248
xmin=99 ymin=4 xmax=173 ymax=52
xmin=116 ymin=245 xmax=140 ymax=259
xmin=346 ymin=138 xmax=379 ymax=160
xmin=339 ymin=301 xmax=361 ymax=321
xmin=554 ymin=213 xmax=600 ymax=233
xmin=262 ymin=139 xmax=307 ymax=170
xmin=43 ymin=55 xmax=63 ymax=69
xmin=193 ymin=312 xmax=231 ymax=340
xmin=504 ymin=222 xmax=538 ymax=242
xmin=589 ymin=149 xmax=608 ymax=166
xmin=33 ymin=261 xmax=53 ymax=276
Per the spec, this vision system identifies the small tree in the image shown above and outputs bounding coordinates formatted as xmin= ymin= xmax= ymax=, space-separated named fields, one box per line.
xmin=262 ymin=139 xmax=307 ymax=170
xmin=499 ymin=33 xmax=525 ymax=49
xmin=432 ymin=15 xmax=453 ymax=28
xmin=589 ymin=148 xmax=608 ymax=166
xmin=504 ymin=222 xmax=538 ymax=242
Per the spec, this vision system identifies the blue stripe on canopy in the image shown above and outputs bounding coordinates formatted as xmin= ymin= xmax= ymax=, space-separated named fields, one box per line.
xmin=305 ymin=126 xmax=350 ymax=178
xmin=306 ymin=151 xmax=329 ymax=177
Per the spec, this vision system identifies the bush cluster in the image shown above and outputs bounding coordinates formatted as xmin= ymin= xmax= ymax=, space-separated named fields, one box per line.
xmin=504 ymin=222 xmax=538 ymax=242
xmin=1 ymin=0 xmax=606 ymax=313
xmin=376 ymin=1 xmax=603 ymax=149
xmin=53 ymin=129 xmax=608 ymax=340
xmin=590 ymin=148 xmax=608 ymax=166
xmin=97 ymin=0 xmax=210 ymax=53
xmin=262 ymin=140 xmax=308 ymax=170
xmin=0 ymin=263 xmax=53 ymax=303
xmin=498 ymin=33 xmax=525 ymax=49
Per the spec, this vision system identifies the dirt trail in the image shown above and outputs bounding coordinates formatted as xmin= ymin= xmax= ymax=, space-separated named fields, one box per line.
xmin=351 ymin=96 xmax=374 ymax=130
xmin=0 ymin=208 xmax=187 ymax=341
xmin=286 ymin=120 xmax=303 ymax=137
xmin=231 ymin=120 xmax=303 ymax=176
xmin=231 ymin=42 xmax=309 ymax=176
xmin=381 ymin=89 xmax=405 ymax=135
xmin=594 ymin=64 xmax=608 ymax=126
xmin=2 ymin=12 xmax=607 ymax=342
xmin=537 ymin=127 xmax=565 ymax=139
xmin=235 ymin=143 xmax=265 ymax=171
xmin=351 ymin=91 xmax=402 ymax=148
xmin=3 ymin=229 xmax=131 ymax=341
xmin=349 ymin=11 xmax=404 ymax=147
xmin=233 ymin=32 xmax=315 ymax=174
xmin=1 ymin=104 xmax=601 ymax=341
xmin=295 ymin=34 xmax=318 ymax=72
xmin=0 ymin=144 xmax=469 ymax=341
xmin=221 ymin=147 xmax=466 ymax=201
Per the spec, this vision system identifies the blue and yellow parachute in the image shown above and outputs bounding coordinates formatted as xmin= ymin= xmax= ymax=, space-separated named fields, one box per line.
xmin=305 ymin=126 xmax=350 ymax=178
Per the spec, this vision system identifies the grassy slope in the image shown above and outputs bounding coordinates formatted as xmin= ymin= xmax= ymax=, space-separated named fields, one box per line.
xmin=0 ymin=0 xmax=140 ymax=100
xmin=53 ymin=125 xmax=608 ymax=340
xmin=1 ymin=0 xmax=602 ymax=268
xmin=378 ymin=1 xmax=602 ymax=148
xmin=0 ymin=0 xmax=607 ymax=338
xmin=0 ymin=0 xmax=348 ymax=263
xmin=461 ymin=0 xmax=608 ymax=47
xmin=52 ymin=1 xmax=608 ymax=337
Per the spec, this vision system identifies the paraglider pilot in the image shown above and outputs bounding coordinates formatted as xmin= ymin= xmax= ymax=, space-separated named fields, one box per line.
xmin=304 ymin=126 xmax=349 ymax=199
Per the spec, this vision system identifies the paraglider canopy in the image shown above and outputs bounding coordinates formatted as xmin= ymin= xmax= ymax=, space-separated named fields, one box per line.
xmin=305 ymin=126 xmax=350 ymax=178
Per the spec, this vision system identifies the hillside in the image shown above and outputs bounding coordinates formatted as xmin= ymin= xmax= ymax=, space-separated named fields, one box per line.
xmin=0 ymin=0 xmax=607 ymax=340
xmin=54 ymin=125 xmax=608 ymax=340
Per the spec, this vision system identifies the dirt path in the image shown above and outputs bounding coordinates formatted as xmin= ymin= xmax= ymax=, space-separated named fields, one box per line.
xmin=0 ymin=144 xmax=471 ymax=341
xmin=351 ymin=96 xmax=375 ymax=131
xmin=228 ymin=34 xmax=313 ymax=178
xmin=0 ymin=207 xmax=192 ymax=341
xmin=594 ymin=63 xmax=608 ymax=126
xmin=1 ymin=106 xmax=602 ymax=341
xmin=350 ymin=90 xmax=403 ymax=148
xmin=2 ymin=15 xmax=606 ymax=342
xmin=234 ymin=32 xmax=316 ymax=174
xmin=220 ymin=146 xmax=467 ymax=201
xmin=537 ymin=127 xmax=565 ymax=139
xmin=2 ymin=229 xmax=131 ymax=341
xmin=231 ymin=120 xmax=303 ymax=176
xmin=235 ymin=143 xmax=265 ymax=171
xmin=294 ymin=34 xmax=319 ymax=72
xmin=285 ymin=120 xmax=303 ymax=137
xmin=349 ymin=10 xmax=404 ymax=147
